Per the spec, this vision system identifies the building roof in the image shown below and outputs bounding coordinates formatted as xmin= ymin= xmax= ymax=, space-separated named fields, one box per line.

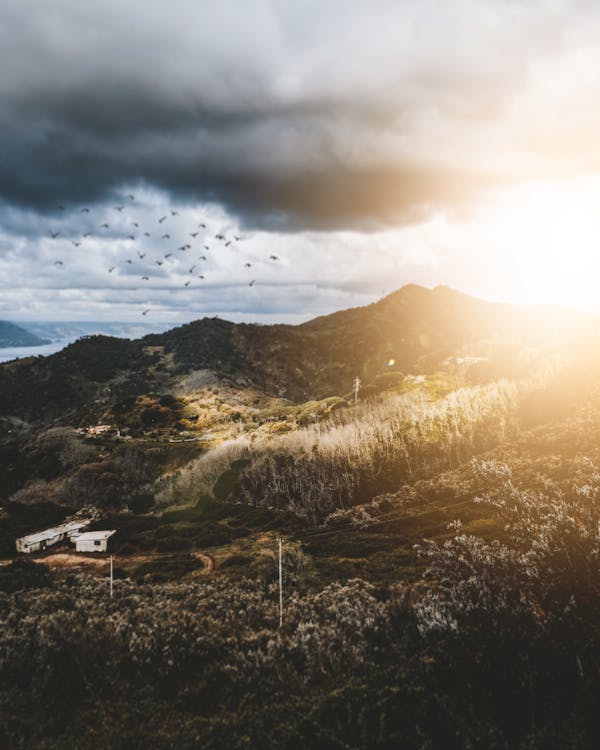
xmin=18 ymin=520 xmax=91 ymax=546
xmin=74 ymin=530 xmax=117 ymax=541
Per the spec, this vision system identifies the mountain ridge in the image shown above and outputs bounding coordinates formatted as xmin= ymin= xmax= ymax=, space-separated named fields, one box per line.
xmin=0 ymin=284 xmax=588 ymax=423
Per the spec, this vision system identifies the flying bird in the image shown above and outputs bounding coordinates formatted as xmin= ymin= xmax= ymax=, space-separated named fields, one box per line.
xmin=128 ymin=235 xmax=136 ymax=240
xmin=203 ymin=245 xmax=210 ymax=251
xmin=101 ymin=223 xmax=110 ymax=228
xmin=198 ymin=223 xmax=206 ymax=228
xmin=143 ymin=232 xmax=150 ymax=237
xmin=80 ymin=207 xmax=90 ymax=213
xmin=162 ymin=234 xmax=170 ymax=239
xmin=215 ymin=234 xmax=224 ymax=240
xmin=244 ymin=262 xmax=252 ymax=267
xmin=132 ymin=222 xmax=139 ymax=227
xmin=190 ymin=232 xmax=199 ymax=238
xmin=249 ymin=280 xmax=255 ymax=287
xmin=128 ymin=194 xmax=135 ymax=201
xmin=225 ymin=241 xmax=232 ymax=247
xmin=125 ymin=259 xmax=133 ymax=264
xmin=184 ymin=281 xmax=191 ymax=287
xmin=142 ymin=309 xmax=150 ymax=316
xmin=189 ymin=265 xmax=196 ymax=273
xmin=270 ymin=255 xmax=279 ymax=260
xmin=54 ymin=260 xmax=64 ymax=266
xmin=108 ymin=266 xmax=116 ymax=273
xmin=141 ymin=275 xmax=149 ymax=280
xmin=72 ymin=241 xmax=81 ymax=247
xmin=155 ymin=260 xmax=163 ymax=266
xmin=57 ymin=206 xmax=65 ymax=211
xmin=171 ymin=210 xmax=178 ymax=216
xmin=164 ymin=253 xmax=173 ymax=258
xmin=199 ymin=255 xmax=206 ymax=261
xmin=197 ymin=274 xmax=204 ymax=279
xmin=49 ymin=231 xmax=60 ymax=238
xmin=114 ymin=206 xmax=124 ymax=212
xmin=137 ymin=251 xmax=146 ymax=259
xmin=158 ymin=216 xmax=167 ymax=223
xmin=82 ymin=232 xmax=91 ymax=238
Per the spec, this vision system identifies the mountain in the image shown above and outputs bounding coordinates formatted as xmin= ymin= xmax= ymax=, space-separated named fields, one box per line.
xmin=0 ymin=285 xmax=588 ymax=423
xmin=19 ymin=320 xmax=172 ymax=343
xmin=0 ymin=321 xmax=50 ymax=348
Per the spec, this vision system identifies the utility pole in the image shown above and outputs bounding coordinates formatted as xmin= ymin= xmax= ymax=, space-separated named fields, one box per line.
xmin=353 ymin=376 xmax=361 ymax=405
xmin=109 ymin=555 xmax=113 ymax=599
xmin=278 ymin=538 xmax=283 ymax=628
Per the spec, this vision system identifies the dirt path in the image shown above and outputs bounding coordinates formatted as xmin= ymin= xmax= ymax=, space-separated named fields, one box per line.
xmin=190 ymin=551 xmax=215 ymax=572
xmin=36 ymin=553 xmax=110 ymax=572
xmin=2 ymin=549 xmax=215 ymax=576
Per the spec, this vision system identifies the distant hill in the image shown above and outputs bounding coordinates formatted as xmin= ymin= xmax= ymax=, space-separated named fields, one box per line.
xmin=20 ymin=320 xmax=172 ymax=342
xmin=0 ymin=321 xmax=50 ymax=348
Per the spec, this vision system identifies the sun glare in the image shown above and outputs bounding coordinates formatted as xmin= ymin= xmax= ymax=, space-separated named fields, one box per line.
xmin=476 ymin=176 xmax=600 ymax=310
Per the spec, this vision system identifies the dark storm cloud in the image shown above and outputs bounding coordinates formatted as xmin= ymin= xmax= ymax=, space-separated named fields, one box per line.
xmin=0 ymin=0 xmax=593 ymax=228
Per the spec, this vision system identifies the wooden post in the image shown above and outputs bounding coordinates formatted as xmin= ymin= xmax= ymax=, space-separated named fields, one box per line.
xmin=353 ymin=376 xmax=361 ymax=404
xmin=278 ymin=538 xmax=283 ymax=628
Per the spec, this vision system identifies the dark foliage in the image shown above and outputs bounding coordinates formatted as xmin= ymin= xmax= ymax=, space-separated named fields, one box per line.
xmin=0 ymin=558 xmax=53 ymax=593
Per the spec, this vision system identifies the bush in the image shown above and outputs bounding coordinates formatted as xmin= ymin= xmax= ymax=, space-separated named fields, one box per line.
xmin=158 ymin=379 xmax=533 ymax=521
xmin=0 ymin=558 xmax=53 ymax=593
xmin=128 ymin=492 xmax=155 ymax=514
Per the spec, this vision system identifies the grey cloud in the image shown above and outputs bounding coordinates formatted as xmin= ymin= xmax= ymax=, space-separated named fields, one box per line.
xmin=0 ymin=0 xmax=587 ymax=229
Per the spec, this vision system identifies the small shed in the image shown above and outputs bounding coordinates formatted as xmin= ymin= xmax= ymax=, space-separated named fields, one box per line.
xmin=73 ymin=530 xmax=116 ymax=553
xmin=16 ymin=520 xmax=91 ymax=554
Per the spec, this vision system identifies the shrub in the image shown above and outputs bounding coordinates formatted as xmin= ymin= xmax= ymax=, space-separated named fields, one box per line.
xmin=158 ymin=380 xmax=527 ymax=521
xmin=0 ymin=558 xmax=53 ymax=593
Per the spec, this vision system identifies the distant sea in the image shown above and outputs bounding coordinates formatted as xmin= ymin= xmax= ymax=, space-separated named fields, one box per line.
xmin=0 ymin=340 xmax=73 ymax=363
xmin=0 ymin=321 xmax=173 ymax=364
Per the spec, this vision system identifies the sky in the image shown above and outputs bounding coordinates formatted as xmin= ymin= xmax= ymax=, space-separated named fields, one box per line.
xmin=3 ymin=0 xmax=600 ymax=323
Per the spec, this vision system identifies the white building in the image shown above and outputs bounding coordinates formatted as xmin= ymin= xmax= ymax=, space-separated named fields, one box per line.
xmin=73 ymin=530 xmax=116 ymax=553
xmin=16 ymin=520 xmax=91 ymax=554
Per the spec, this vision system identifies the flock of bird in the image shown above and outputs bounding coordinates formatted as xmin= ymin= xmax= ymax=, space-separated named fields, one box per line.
xmin=49 ymin=195 xmax=281 ymax=316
